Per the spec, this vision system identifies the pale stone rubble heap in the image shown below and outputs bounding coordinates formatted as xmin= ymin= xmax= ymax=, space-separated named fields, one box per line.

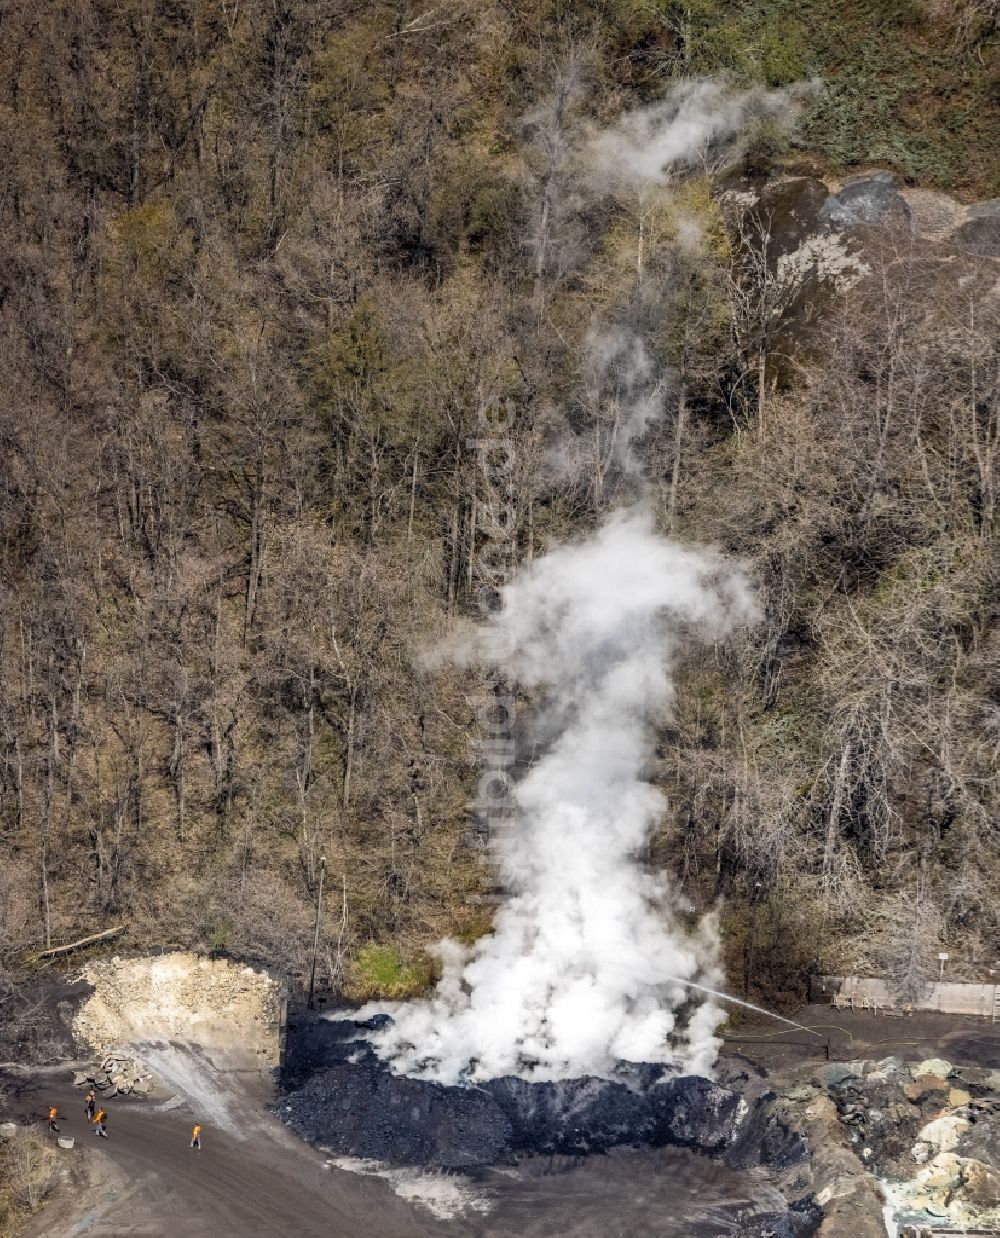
xmin=778 ymin=1054 xmax=1000 ymax=1234
xmin=73 ymin=1051 xmax=153 ymax=1099
xmin=74 ymin=953 xmax=282 ymax=1055
xmin=71 ymin=952 xmax=284 ymax=1100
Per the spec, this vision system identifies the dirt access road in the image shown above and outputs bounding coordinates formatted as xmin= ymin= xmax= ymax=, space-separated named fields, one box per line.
xmin=10 ymin=1068 xmax=775 ymax=1238
xmin=12 ymin=1070 xmax=438 ymax=1238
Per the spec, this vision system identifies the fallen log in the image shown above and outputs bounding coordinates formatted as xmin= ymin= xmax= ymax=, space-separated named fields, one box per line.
xmin=26 ymin=924 xmax=126 ymax=962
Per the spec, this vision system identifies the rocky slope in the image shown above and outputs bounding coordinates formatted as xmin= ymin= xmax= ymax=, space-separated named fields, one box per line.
xmin=776 ymin=1054 xmax=1000 ymax=1234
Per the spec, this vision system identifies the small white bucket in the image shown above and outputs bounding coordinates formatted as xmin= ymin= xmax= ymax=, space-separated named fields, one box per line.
xmin=57 ymin=1136 xmax=75 ymax=1150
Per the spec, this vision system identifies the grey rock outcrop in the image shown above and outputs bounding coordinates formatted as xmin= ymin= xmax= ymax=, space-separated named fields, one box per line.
xmin=954 ymin=199 xmax=1000 ymax=256
xmin=820 ymin=172 xmax=913 ymax=233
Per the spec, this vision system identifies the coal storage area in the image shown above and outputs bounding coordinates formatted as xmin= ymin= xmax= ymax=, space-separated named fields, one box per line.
xmin=279 ymin=1015 xmax=809 ymax=1176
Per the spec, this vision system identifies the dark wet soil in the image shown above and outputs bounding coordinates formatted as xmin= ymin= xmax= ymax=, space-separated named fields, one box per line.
xmin=467 ymin=1145 xmax=819 ymax=1237
xmin=722 ymin=1004 xmax=1000 ymax=1072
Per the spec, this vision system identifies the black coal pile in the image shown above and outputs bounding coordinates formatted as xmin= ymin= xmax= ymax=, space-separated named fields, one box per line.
xmin=279 ymin=1015 xmax=807 ymax=1173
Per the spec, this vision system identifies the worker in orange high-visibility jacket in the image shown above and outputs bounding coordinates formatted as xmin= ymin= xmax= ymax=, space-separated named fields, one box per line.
xmin=190 ymin=1123 xmax=202 ymax=1150
xmin=93 ymin=1108 xmax=108 ymax=1138
xmin=47 ymin=1106 xmax=60 ymax=1133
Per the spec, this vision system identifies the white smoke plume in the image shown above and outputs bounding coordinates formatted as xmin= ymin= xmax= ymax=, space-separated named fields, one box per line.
xmin=368 ymin=82 xmax=796 ymax=1084
xmin=578 ymin=79 xmax=802 ymax=472
xmin=585 ymin=78 xmax=802 ymax=187
xmin=584 ymin=328 xmax=667 ymax=468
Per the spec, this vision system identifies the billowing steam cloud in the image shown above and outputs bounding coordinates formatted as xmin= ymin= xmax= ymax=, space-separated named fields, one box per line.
xmin=369 ymin=82 xmax=793 ymax=1084
xmin=373 ymin=509 xmax=754 ymax=1082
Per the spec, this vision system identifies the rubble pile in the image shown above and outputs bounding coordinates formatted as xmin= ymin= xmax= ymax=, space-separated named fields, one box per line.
xmin=72 ymin=952 xmax=283 ymax=1066
xmin=779 ymin=1055 xmax=1000 ymax=1234
xmin=74 ymin=1051 xmax=153 ymax=1099
xmin=67 ymin=952 xmax=285 ymax=1122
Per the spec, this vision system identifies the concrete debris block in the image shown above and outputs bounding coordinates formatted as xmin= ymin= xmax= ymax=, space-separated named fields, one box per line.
xmin=953 ymin=1066 xmax=1000 ymax=1092
xmin=0 ymin=1122 xmax=16 ymax=1140
xmin=848 ymin=1059 xmax=877 ymax=1077
xmin=962 ymin=1158 xmax=1000 ymax=1207
xmin=781 ymin=1084 xmax=820 ymax=1102
xmin=948 ymin=1088 xmax=972 ymax=1109
xmin=57 ymin=1136 xmax=75 ymax=1150
xmin=911 ymin=1059 xmax=954 ymax=1081
xmin=815 ymin=1175 xmax=857 ymax=1207
xmin=83 ymin=1047 xmax=153 ymax=1096
xmin=876 ymin=1057 xmax=907 ymax=1076
xmin=820 ymin=1063 xmax=859 ymax=1088
xmin=922 ymin=1152 xmax=963 ymax=1188
xmin=905 ymin=1076 xmax=948 ymax=1102
xmin=916 ymin=1114 xmax=970 ymax=1156
xmin=906 ymin=1151 xmax=964 ymax=1213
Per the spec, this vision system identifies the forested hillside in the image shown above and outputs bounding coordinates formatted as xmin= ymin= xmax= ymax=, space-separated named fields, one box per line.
xmin=0 ymin=0 xmax=997 ymax=1017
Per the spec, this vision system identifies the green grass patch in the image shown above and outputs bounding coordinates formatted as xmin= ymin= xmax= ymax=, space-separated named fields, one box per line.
xmin=346 ymin=944 xmax=434 ymax=1001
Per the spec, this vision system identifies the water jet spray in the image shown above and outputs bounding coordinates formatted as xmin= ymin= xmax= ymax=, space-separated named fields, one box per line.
xmin=662 ymin=977 xmax=820 ymax=1037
